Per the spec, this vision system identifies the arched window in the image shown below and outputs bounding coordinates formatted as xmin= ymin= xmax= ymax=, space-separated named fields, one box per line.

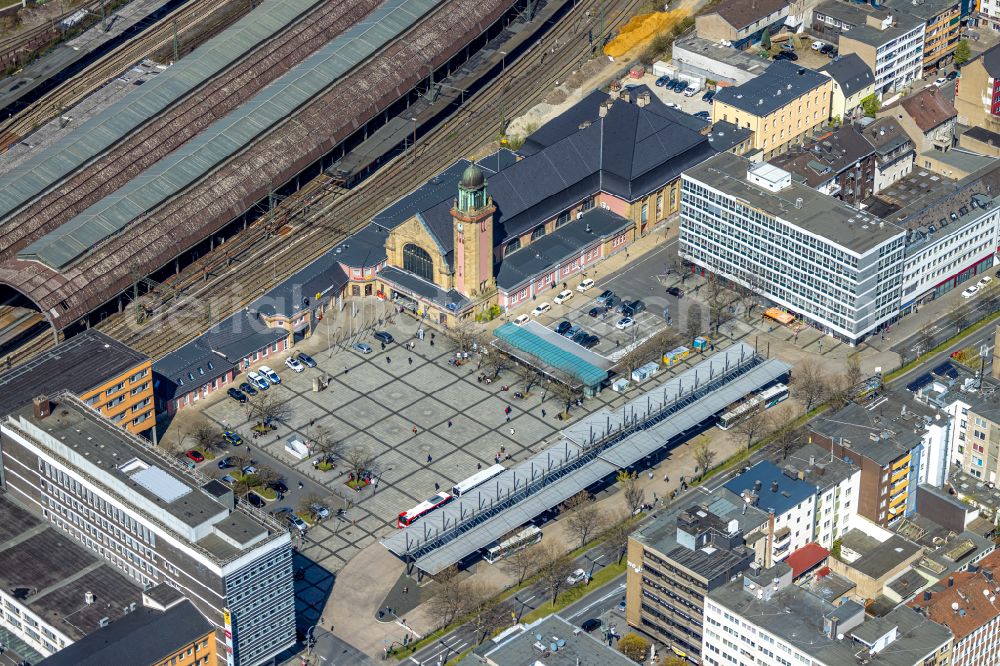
xmin=504 ymin=238 xmax=521 ymax=257
xmin=531 ymin=226 xmax=545 ymax=241
xmin=403 ymin=244 xmax=434 ymax=282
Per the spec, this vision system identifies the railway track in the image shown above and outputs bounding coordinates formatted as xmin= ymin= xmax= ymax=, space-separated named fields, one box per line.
xmin=0 ymin=0 xmax=233 ymax=150
xmin=0 ymin=0 xmax=107 ymax=71
xmin=91 ymin=0 xmax=645 ymax=361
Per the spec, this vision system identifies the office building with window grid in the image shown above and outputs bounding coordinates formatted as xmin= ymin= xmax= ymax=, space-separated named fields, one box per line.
xmin=679 ymin=152 xmax=906 ymax=343
xmin=0 ymin=393 xmax=295 ymax=666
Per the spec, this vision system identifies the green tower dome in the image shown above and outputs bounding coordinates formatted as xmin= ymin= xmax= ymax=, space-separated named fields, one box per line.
xmin=459 ymin=163 xmax=485 ymax=190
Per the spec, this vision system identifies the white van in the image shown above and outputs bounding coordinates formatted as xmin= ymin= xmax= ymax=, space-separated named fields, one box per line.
xmin=577 ymin=278 xmax=595 ymax=292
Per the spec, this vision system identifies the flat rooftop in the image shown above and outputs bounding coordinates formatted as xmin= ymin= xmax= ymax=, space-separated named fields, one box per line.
xmin=464 ymin=614 xmax=636 ymax=666
xmin=0 ymin=492 xmax=143 ymax=642
xmin=0 ymin=329 xmax=148 ymax=418
xmin=672 ymin=34 xmax=770 ymax=78
xmin=781 ymin=442 xmax=859 ymax=491
xmin=684 ymin=152 xmax=901 ymax=255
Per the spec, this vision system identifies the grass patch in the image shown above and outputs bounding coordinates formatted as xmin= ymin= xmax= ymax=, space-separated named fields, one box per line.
xmin=297 ymin=512 xmax=314 ymax=525
xmin=884 ymin=308 xmax=1000 ymax=383
xmin=315 ymin=461 xmax=335 ymax=472
xmin=520 ymin=560 xmax=626 ymax=625
xmin=346 ymin=478 xmax=370 ymax=491
xmin=256 ymin=487 xmax=277 ymax=500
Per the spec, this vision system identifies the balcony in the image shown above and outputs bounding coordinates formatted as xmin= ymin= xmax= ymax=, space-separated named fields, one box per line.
xmin=890 ymin=490 xmax=908 ymax=508
xmin=890 ymin=467 xmax=909 ymax=484
xmin=892 ymin=454 xmax=912 ymax=471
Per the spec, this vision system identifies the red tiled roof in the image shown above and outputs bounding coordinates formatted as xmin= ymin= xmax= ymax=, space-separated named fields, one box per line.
xmin=787 ymin=543 xmax=830 ymax=578
xmin=908 ymin=549 xmax=1000 ymax=642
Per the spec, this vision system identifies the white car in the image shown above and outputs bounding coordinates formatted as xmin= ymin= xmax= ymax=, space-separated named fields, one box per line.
xmin=513 ymin=314 xmax=530 ymax=326
xmin=665 ymin=102 xmax=680 ymax=109
xmin=259 ymin=365 xmax=280 ymax=384
xmin=615 ymin=316 xmax=635 ymax=330
xmin=247 ymin=371 xmax=269 ymax=390
xmin=567 ymin=568 xmax=589 ymax=585
xmin=811 ymin=40 xmax=825 ymax=51
xmin=978 ymin=276 xmax=993 ymax=288
xmin=553 ymin=289 xmax=574 ymax=305
xmin=933 ymin=77 xmax=947 ymax=87
xmin=284 ymin=357 xmax=304 ymax=373
xmin=683 ymin=86 xmax=698 ymax=97
xmin=531 ymin=303 xmax=551 ymax=317
xmin=962 ymin=285 xmax=979 ymax=299
xmin=577 ymin=278 xmax=595 ymax=292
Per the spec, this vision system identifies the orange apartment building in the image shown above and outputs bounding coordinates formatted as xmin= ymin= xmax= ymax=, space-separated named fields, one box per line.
xmin=0 ymin=329 xmax=153 ymax=435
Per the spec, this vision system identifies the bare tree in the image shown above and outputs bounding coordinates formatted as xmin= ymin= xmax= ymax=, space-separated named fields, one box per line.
xmin=684 ymin=302 xmax=703 ymax=341
xmin=462 ymin=580 xmax=507 ymax=644
xmin=186 ymin=417 xmax=224 ymax=454
xmin=767 ymin=405 xmax=802 ymax=460
xmin=549 ymin=372 xmax=582 ymax=417
xmin=948 ymin=303 xmax=971 ymax=334
xmin=913 ymin=329 xmax=933 ymax=358
xmin=537 ymin=543 xmax=576 ymax=604
xmin=704 ymin=274 xmax=734 ymax=334
xmin=446 ymin=319 xmax=487 ymax=354
xmin=500 ymin=540 xmax=546 ymax=585
xmin=844 ymin=352 xmax=863 ymax=390
xmin=601 ymin=511 xmax=637 ymax=564
xmin=734 ymin=408 xmax=768 ymax=449
xmin=247 ymin=391 xmax=293 ymax=424
xmin=793 ymin=359 xmax=829 ymax=411
xmin=516 ymin=363 xmax=542 ymax=394
xmin=650 ymin=328 xmax=684 ymax=360
xmin=342 ymin=444 xmax=377 ymax=479
xmin=425 ymin=566 xmax=465 ymax=626
xmin=310 ymin=425 xmax=344 ymax=464
xmin=253 ymin=465 xmax=281 ymax=490
xmin=617 ymin=345 xmax=646 ymax=378
xmin=482 ymin=348 xmax=511 ymax=380
xmin=618 ymin=471 xmax=645 ymax=515
xmin=562 ymin=492 xmax=605 ymax=548
xmin=692 ymin=436 xmax=717 ymax=476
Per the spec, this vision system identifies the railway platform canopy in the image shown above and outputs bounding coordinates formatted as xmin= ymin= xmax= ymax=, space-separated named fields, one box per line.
xmin=381 ymin=342 xmax=791 ymax=577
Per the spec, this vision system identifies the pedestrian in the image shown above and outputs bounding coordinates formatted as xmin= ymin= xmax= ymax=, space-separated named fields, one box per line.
xmin=402 ymin=586 xmax=408 ymax=594
xmin=504 ymin=405 xmax=511 ymax=415
xmin=477 ymin=462 xmax=482 ymax=470
xmin=434 ymin=482 xmax=440 ymax=491
xmin=447 ymin=420 xmax=453 ymax=428
xmin=408 ymin=357 xmax=413 ymax=365
xmin=500 ymin=446 xmax=505 ymax=454
xmin=430 ymin=339 xmax=434 ymax=347
xmin=427 ymin=454 xmax=432 ymax=463
xmin=648 ymin=471 xmax=654 ymax=480
xmin=298 ymin=481 xmax=304 ymax=489
xmin=541 ymin=408 xmax=546 ymax=417
xmin=381 ymin=341 xmax=386 ymax=350
xmin=509 ymin=428 xmax=515 ymax=436
xmin=663 ymin=473 xmax=669 ymax=482
xmin=412 ymin=425 xmax=418 ymax=434
xmin=386 ymin=356 xmax=391 ymax=364
xmin=506 ymin=415 xmax=510 ymax=422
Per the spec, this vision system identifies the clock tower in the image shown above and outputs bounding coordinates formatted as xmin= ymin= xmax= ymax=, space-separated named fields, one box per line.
xmin=451 ymin=163 xmax=495 ymax=298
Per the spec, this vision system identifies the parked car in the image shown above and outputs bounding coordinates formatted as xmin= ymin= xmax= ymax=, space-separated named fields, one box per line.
xmin=352 ymin=342 xmax=373 ymax=354
xmin=285 ymin=357 xmax=304 ymax=373
xmin=683 ymin=85 xmax=699 ymax=97
xmin=781 ymin=41 xmax=795 ymax=51
xmin=553 ymin=289 xmax=574 ymax=305
xmin=671 ymin=79 xmax=687 ymax=92
xmin=702 ymin=90 xmax=715 ymax=103
xmin=617 ymin=598 xmax=626 ymax=612
xmin=654 ymin=75 xmax=670 ymax=87
xmin=272 ymin=507 xmax=294 ymax=516
xmin=577 ymin=278 xmax=595 ymax=292
xmin=247 ymin=493 xmax=267 ymax=508
xmin=185 ymin=450 xmax=204 ymax=463
xmin=270 ymin=480 xmax=289 ymax=494
xmin=513 ymin=314 xmax=530 ymax=326
xmin=666 ymin=101 xmax=680 ymax=110
xmin=223 ymin=430 xmax=244 ymax=447
xmin=962 ymin=285 xmax=980 ymax=299
xmin=220 ymin=474 xmax=237 ymax=485
xmin=947 ymin=70 xmax=959 ymax=80
xmin=623 ymin=300 xmax=646 ymax=316
xmin=604 ymin=294 xmax=621 ymax=309
xmin=218 ymin=457 xmax=234 ymax=470
xmin=615 ymin=317 xmax=635 ymax=330
xmin=774 ymin=51 xmax=798 ymax=61
xmin=820 ymin=43 xmax=835 ymax=55
xmin=595 ymin=290 xmax=615 ymax=306
xmin=581 ymin=618 xmax=601 ymax=632
xmin=582 ymin=334 xmax=600 ymax=349
xmin=239 ymin=381 xmax=257 ymax=396
xmin=811 ymin=40 xmax=825 ymax=51
xmin=287 ymin=513 xmax=308 ymax=533
xmin=310 ymin=503 xmax=331 ymax=519
xmin=571 ymin=330 xmax=589 ymax=344
xmin=373 ymin=330 xmax=394 ymax=344
xmin=588 ymin=305 xmax=607 ymax=317
xmin=242 ymin=465 xmax=258 ymax=476
xmin=567 ymin=568 xmax=589 ymax=585
xmin=259 ymin=365 xmax=280 ymax=384
xmin=247 ymin=371 xmax=269 ymax=390
xmin=933 ymin=77 xmax=947 ymax=87
xmin=296 ymin=351 xmax=317 ymax=368
xmin=227 ymin=388 xmax=247 ymax=403
xmin=667 ymin=287 xmax=684 ymax=298
xmin=978 ymin=276 xmax=994 ymax=288
xmin=566 ymin=325 xmax=583 ymax=339
xmin=531 ymin=302 xmax=551 ymax=317
xmin=555 ymin=321 xmax=573 ymax=335
xmin=694 ymin=111 xmax=711 ymax=120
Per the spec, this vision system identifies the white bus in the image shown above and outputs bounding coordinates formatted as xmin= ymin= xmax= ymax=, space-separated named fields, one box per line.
xmin=717 ymin=383 xmax=789 ymax=430
xmin=483 ymin=525 xmax=543 ymax=563
xmin=452 ymin=463 xmax=506 ymax=496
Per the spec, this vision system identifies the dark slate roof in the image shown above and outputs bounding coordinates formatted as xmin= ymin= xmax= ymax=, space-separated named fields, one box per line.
xmin=152 ymin=310 xmax=288 ymax=401
xmin=379 ymin=265 xmax=470 ymax=311
xmin=0 ymin=329 xmax=148 ymax=418
xmin=333 ymin=223 xmax=391 ymax=268
xmin=770 ymin=125 xmax=876 ymax=188
xmin=861 ymin=117 xmax=913 ymax=156
xmin=249 ymin=250 xmax=348 ymax=317
xmin=710 ymin=0 xmax=788 ymax=31
xmin=819 ymin=54 xmax=875 ymax=98
xmin=713 ymin=61 xmax=830 ymax=117
xmin=496 ymin=208 xmax=632 ymax=291
xmin=37 ymin=599 xmax=212 ymax=666
xmin=723 ymin=460 xmax=817 ymax=516
xmin=974 ymin=42 xmax=1000 ymax=78
xmin=963 ymin=125 xmax=1000 ymax=149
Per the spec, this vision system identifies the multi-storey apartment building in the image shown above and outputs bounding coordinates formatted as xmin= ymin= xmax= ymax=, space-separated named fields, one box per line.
xmin=625 ymin=487 xmax=766 ymax=658
xmin=770 ymin=125 xmax=878 ymax=204
xmin=814 ymin=1 xmax=925 ymax=94
xmin=0 ymin=330 xmax=153 ymax=436
xmin=703 ymin=563 xmax=954 ymax=666
xmin=860 ymin=117 xmax=916 ymax=192
xmin=0 ymin=393 xmax=295 ymax=666
xmin=783 ymin=443 xmax=861 ymax=549
xmin=810 ymin=394 xmax=949 ymax=526
xmin=882 ymin=0 xmax=963 ymax=72
xmin=955 ymin=43 xmax=1000 ymax=146
xmin=679 ymin=152 xmax=906 ymax=343
xmin=710 ymin=61 xmax=833 ymax=159
xmin=944 ymin=385 xmax=1000 ymax=482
